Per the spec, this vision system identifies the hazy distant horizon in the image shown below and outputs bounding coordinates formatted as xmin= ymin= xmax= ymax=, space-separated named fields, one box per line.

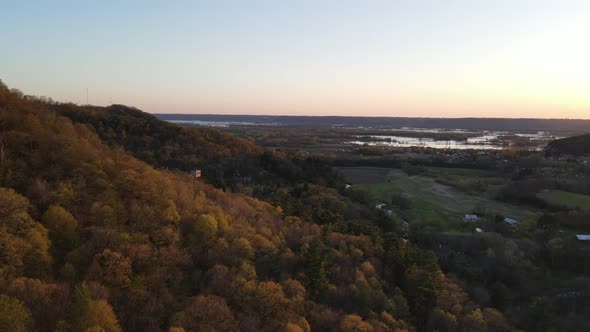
xmin=155 ymin=113 xmax=590 ymax=133
xmin=154 ymin=112 xmax=590 ymax=121
xmin=5 ymin=81 xmax=590 ymax=120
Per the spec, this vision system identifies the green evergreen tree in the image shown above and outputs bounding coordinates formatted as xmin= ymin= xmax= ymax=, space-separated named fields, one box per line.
xmin=304 ymin=238 xmax=328 ymax=301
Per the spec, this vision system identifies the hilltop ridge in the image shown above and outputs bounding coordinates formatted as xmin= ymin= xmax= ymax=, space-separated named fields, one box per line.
xmin=55 ymin=103 xmax=263 ymax=171
xmin=544 ymin=133 xmax=590 ymax=158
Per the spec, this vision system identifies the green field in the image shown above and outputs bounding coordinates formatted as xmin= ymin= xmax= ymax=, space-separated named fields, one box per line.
xmin=337 ymin=166 xmax=538 ymax=230
xmin=424 ymin=166 xmax=494 ymax=178
xmin=337 ymin=167 xmax=392 ymax=184
xmin=537 ymin=190 xmax=590 ymax=209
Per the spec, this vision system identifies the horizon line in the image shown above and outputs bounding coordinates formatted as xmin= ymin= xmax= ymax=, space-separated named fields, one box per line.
xmin=151 ymin=112 xmax=590 ymax=121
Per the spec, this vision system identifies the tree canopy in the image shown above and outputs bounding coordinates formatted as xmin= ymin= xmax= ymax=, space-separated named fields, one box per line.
xmin=0 ymin=81 xmax=516 ymax=331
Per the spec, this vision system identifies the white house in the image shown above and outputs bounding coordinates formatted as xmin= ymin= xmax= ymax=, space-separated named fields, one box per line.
xmin=464 ymin=214 xmax=479 ymax=222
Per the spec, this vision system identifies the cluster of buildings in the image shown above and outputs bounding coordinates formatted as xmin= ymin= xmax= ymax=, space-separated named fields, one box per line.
xmin=463 ymin=214 xmax=519 ymax=225
xmin=463 ymin=214 xmax=520 ymax=233
xmin=465 ymin=214 xmax=590 ymax=243
xmin=375 ymin=202 xmax=393 ymax=216
xmin=445 ymin=151 xmax=510 ymax=166
xmin=550 ymin=154 xmax=590 ymax=164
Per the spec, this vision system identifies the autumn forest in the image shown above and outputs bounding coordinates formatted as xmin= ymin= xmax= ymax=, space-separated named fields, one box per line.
xmin=0 ymin=81 xmax=521 ymax=332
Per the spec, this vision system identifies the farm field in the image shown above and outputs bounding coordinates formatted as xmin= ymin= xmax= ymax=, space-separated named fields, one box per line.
xmin=337 ymin=166 xmax=539 ymax=230
xmin=536 ymin=189 xmax=590 ymax=210
xmin=423 ymin=166 xmax=495 ymax=178
xmin=337 ymin=166 xmax=392 ymax=184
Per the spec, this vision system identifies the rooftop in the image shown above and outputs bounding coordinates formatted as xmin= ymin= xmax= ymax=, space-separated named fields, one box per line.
xmin=504 ymin=218 xmax=518 ymax=225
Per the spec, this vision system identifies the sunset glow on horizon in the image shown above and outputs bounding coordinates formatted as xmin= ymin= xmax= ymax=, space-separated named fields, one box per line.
xmin=2 ymin=1 xmax=589 ymax=118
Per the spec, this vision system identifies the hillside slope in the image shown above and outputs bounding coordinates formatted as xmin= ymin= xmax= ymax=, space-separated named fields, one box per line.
xmin=0 ymin=82 xmax=513 ymax=332
xmin=54 ymin=98 xmax=375 ymax=231
xmin=55 ymin=103 xmax=263 ymax=171
xmin=544 ymin=133 xmax=590 ymax=158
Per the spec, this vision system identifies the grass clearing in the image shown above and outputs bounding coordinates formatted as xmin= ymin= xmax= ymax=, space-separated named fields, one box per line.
xmin=336 ymin=167 xmax=393 ymax=184
xmin=424 ymin=166 xmax=494 ymax=178
xmin=536 ymin=190 xmax=590 ymax=209
xmin=339 ymin=166 xmax=539 ymax=230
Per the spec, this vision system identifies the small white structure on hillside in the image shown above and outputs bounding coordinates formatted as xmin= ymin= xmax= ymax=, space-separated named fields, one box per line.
xmin=464 ymin=214 xmax=479 ymax=222
xmin=504 ymin=217 xmax=519 ymax=225
xmin=193 ymin=169 xmax=202 ymax=178
xmin=475 ymin=227 xmax=483 ymax=233
xmin=376 ymin=203 xmax=387 ymax=210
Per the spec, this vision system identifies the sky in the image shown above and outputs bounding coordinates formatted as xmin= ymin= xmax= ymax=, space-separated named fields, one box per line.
xmin=1 ymin=1 xmax=589 ymax=118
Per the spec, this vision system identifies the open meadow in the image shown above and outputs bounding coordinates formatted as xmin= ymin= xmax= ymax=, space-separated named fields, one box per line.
xmin=337 ymin=166 xmax=539 ymax=230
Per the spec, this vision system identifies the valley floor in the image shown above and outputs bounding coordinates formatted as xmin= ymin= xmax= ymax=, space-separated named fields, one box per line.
xmin=337 ymin=166 xmax=539 ymax=231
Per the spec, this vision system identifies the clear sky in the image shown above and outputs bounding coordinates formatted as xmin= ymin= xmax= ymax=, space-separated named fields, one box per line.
xmin=2 ymin=1 xmax=589 ymax=118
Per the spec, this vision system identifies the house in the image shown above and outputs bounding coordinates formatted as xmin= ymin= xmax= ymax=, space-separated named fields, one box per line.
xmin=475 ymin=227 xmax=483 ymax=233
xmin=345 ymin=184 xmax=352 ymax=189
xmin=400 ymin=220 xmax=409 ymax=229
xmin=504 ymin=217 xmax=518 ymax=225
xmin=464 ymin=214 xmax=479 ymax=222
xmin=375 ymin=203 xmax=387 ymax=210
xmin=576 ymin=234 xmax=590 ymax=241
xmin=193 ymin=169 xmax=202 ymax=178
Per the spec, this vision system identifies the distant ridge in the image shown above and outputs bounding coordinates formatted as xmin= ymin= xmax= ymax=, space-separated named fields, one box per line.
xmin=156 ymin=114 xmax=590 ymax=132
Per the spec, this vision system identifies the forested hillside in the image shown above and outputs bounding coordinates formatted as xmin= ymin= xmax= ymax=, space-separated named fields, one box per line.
xmin=544 ymin=133 xmax=590 ymax=158
xmin=55 ymin=98 xmax=383 ymax=236
xmin=0 ymin=82 xmax=514 ymax=331
xmin=56 ymin=103 xmax=262 ymax=171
